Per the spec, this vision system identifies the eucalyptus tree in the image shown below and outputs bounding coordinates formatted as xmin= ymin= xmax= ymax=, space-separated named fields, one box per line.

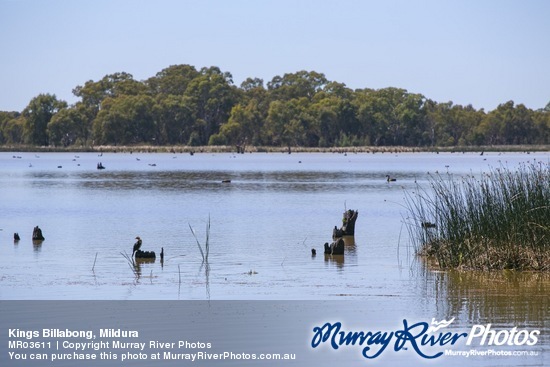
xmin=265 ymin=97 xmax=314 ymax=147
xmin=22 ymin=94 xmax=67 ymax=146
xmin=267 ymin=70 xmax=328 ymax=101
xmin=212 ymin=99 xmax=266 ymax=146
xmin=146 ymin=64 xmax=200 ymax=96
xmin=184 ymin=66 xmax=238 ymax=145
xmin=73 ymin=72 xmax=145 ymax=111
xmin=92 ymin=94 xmax=155 ymax=145
xmin=153 ymin=94 xmax=196 ymax=145
xmin=532 ymin=109 xmax=550 ymax=144
xmin=210 ymin=77 xmax=271 ymax=146
xmin=0 ymin=111 xmax=23 ymax=144
xmin=477 ymin=101 xmax=537 ymax=145
xmin=353 ymin=87 xmax=428 ymax=146
xmin=48 ymin=106 xmax=86 ymax=146
xmin=309 ymin=82 xmax=358 ymax=146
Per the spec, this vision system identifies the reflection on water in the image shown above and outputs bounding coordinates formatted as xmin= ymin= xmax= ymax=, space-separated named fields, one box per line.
xmin=74 ymin=170 xmax=391 ymax=193
xmin=433 ymin=268 xmax=550 ymax=326
xmin=412 ymin=258 xmax=550 ymax=353
xmin=22 ymin=168 xmax=424 ymax=193
xmin=324 ymin=254 xmax=345 ymax=268
xmin=341 ymin=235 xmax=356 ymax=248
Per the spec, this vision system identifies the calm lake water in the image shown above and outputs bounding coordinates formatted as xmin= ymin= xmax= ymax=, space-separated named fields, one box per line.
xmin=1 ymin=151 xmax=549 ymax=364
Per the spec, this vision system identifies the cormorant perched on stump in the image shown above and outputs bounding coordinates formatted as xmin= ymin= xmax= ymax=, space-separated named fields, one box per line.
xmin=133 ymin=236 xmax=142 ymax=255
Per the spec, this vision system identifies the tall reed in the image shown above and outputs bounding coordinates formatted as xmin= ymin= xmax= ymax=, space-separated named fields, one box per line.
xmin=189 ymin=215 xmax=211 ymax=264
xmin=405 ymin=161 xmax=549 ymax=270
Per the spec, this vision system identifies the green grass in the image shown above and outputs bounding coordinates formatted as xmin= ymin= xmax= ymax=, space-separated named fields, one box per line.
xmin=405 ymin=161 xmax=550 ymax=271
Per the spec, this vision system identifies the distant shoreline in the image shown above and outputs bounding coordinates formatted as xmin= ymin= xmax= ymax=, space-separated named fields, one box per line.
xmin=0 ymin=144 xmax=548 ymax=154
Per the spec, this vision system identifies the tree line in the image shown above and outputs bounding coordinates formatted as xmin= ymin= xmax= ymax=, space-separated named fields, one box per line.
xmin=1 ymin=64 xmax=549 ymax=149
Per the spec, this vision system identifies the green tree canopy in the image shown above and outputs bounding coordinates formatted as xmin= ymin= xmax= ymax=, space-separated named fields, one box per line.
xmin=23 ymin=94 xmax=67 ymax=146
xmin=1 ymin=64 xmax=548 ymax=149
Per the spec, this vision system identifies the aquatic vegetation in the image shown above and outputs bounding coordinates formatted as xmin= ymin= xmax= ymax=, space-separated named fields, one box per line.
xmin=188 ymin=215 xmax=212 ymax=300
xmin=189 ymin=215 xmax=211 ymax=264
xmin=121 ymin=251 xmax=140 ymax=278
xmin=405 ymin=161 xmax=550 ymax=271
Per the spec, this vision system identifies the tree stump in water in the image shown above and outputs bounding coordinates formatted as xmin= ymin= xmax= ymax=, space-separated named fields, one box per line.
xmin=332 ymin=209 xmax=358 ymax=238
xmin=324 ymin=238 xmax=345 ymax=255
xmin=32 ymin=226 xmax=45 ymax=241
xmin=324 ymin=209 xmax=359 ymax=255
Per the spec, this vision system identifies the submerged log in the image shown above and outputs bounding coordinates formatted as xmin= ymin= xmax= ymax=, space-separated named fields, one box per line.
xmin=332 ymin=209 xmax=359 ymax=238
xmin=135 ymin=249 xmax=156 ymax=259
xmin=32 ymin=226 xmax=45 ymax=241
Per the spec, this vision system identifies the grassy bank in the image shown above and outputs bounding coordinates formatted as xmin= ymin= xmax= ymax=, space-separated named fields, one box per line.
xmin=1 ymin=144 xmax=549 ymax=154
xmin=405 ymin=161 xmax=550 ymax=271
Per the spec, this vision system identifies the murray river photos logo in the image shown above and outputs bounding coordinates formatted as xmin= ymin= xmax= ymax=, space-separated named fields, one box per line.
xmin=311 ymin=318 xmax=540 ymax=359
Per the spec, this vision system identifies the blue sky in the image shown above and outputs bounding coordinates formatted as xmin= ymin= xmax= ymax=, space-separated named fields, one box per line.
xmin=1 ymin=0 xmax=549 ymax=112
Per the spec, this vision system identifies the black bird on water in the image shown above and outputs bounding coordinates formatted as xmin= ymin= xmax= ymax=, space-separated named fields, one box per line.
xmin=133 ymin=236 xmax=142 ymax=255
xmin=386 ymin=175 xmax=397 ymax=182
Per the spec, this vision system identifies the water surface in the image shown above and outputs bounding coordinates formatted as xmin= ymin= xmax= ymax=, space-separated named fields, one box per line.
xmin=1 ymin=151 xmax=548 ymax=362
xmin=1 ymin=151 xmax=548 ymax=299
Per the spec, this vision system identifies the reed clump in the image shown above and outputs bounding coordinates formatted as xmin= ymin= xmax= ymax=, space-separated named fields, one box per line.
xmin=405 ymin=161 xmax=550 ymax=271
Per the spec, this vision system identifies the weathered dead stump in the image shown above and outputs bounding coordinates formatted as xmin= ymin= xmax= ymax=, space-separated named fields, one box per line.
xmin=32 ymin=226 xmax=45 ymax=241
xmin=332 ymin=209 xmax=358 ymax=238
xmin=324 ymin=238 xmax=345 ymax=255
xmin=324 ymin=209 xmax=359 ymax=256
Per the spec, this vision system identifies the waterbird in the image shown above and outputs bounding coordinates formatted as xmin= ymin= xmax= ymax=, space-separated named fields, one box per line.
xmin=132 ymin=236 xmax=142 ymax=256
xmin=386 ymin=175 xmax=397 ymax=182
